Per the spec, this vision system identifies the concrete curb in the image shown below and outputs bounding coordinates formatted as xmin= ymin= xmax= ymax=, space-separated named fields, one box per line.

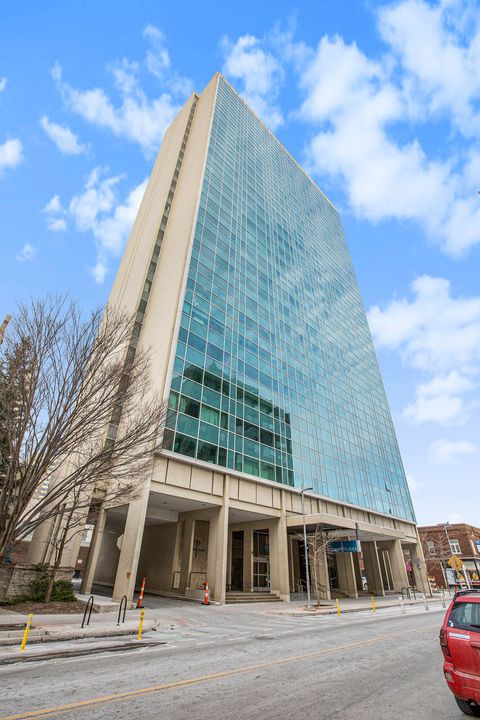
xmin=275 ymin=598 xmax=447 ymax=617
xmin=0 ymin=621 xmax=157 ymax=647
xmin=0 ymin=637 xmax=166 ymax=665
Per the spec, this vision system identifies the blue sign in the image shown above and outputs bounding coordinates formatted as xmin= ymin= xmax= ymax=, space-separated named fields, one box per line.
xmin=476 ymin=540 xmax=480 ymax=553
xmin=329 ymin=540 xmax=362 ymax=553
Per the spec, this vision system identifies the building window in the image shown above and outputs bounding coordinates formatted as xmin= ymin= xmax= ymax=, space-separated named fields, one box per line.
xmin=449 ymin=539 xmax=461 ymax=555
xmin=427 ymin=540 xmax=436 ymax=556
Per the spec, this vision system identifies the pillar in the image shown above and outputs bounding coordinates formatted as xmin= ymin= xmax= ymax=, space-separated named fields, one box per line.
xmin=288 ymin=535 xmax=295 ymax=592
xmin=336 ymin=552 xmax=358 ymax=599
xmin=206 ymin=476 xmax=229 ymax=604
xmin=80 ymin=508 xmax=107 ymax=594
xmin=387 ymin=540 xmax=409 ymax=592
xmin=353 ymin=552 xmax=364 ymax=593
xmin=178 ymin=518 xmax=195 ymax=593
xmin=362 ymin=540 xmax=385 ymax=596
xmin=27 ymin=518 xmax=56 ymax=564
xmin=111 ymin=493 xmax=149 ymax=602
xmin=269 ymin=493 xmax=290 ymax=602
xmin=410 ymin=535 xmax=431 ymax=596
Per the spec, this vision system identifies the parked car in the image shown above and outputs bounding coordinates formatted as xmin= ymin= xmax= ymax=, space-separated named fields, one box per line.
xmin=440 ymin=589 xmax=480 ymax=716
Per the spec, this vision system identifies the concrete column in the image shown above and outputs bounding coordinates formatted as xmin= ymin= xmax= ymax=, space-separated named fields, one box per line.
xmin=336 ymin=552 xmax=358 ymax=599
xmin=27 ymin=518 xmax=56 ymax=564
xmin=179 ymin=518 xmax=195 ymax=593
xmin=111 ymin=494 xmax=149 ymax=603
xmin=226 ymin=529 xmax=233 ymax=590
xmin=362 ymin=541 xmax=385 ymax=596
xmin=243 ymin=528 xmax=253 ymax=592
xmin=206 ymin=476 xmax=229 ymax=604
xmin=80 ymin=508 xmax=107 ymax=594
xmin=269 ymin=494 xmax=290 ymax=602
xmin=353 ymin=552 xmax=363 ymax=592
xmin=287 ymin=535 xmax=295 ymax=592
xmin=387 ymin=540 xmax=409 ymax=592
xmin=410 ymin=537 xmax=431 ymax=596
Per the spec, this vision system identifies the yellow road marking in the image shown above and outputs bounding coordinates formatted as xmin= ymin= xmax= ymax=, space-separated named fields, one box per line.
xmin=1 ymin=623 xmax=438 ymax=720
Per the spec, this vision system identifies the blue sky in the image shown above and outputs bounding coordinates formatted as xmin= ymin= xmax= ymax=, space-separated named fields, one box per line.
xmin=1 ymin=0 xmax=479 ymax=527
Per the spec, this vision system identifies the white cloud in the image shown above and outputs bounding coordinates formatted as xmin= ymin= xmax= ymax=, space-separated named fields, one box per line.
xmin=16 ymin=243 xmax=37 ymax=262
xmin=0 ymin=77 xmax=6 ymax=93
xmin=428 ymin=438 xmax=479 ymax=465
xmin=44 ymin=195 xmax=63 ymax=215
xmin=406 ymin=473 xmax=422 ymax=493
xmin=368 ymin=276 xmax=480 ymax=425
xmin=48 ymin=218 xmax=67 ymax=232
xmin=222 ymin=34 xmax=284 ymax=130
xmin=45 ymin=168 xmax=146 ymax=283
xmin=143 ymin=25 xmax=171 ymax=78
xmin=285 ymin=3 xmax=480 ymax=256
xmin=51 ymin=28 xmax=191 ymax=155
xmin=378 ymin=0 xmax=480 ymax=137
xmin=40 ymin=116 xmax=88 ymax=155
xmin=43 ymin=194 xmax=67 ymax=232
xmin=0 ymin=138 xmax=23 ymax=174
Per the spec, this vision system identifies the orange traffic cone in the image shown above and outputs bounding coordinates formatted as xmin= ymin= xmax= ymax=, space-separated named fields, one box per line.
xmin=202 ymin=580 xmax=210 ymax=606
xmin=136 ymin=577 xmax=146 ymax=609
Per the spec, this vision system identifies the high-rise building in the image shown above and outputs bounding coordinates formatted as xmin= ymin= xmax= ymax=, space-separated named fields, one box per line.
xmin=64 ymin=74 xmax=429 ymax=603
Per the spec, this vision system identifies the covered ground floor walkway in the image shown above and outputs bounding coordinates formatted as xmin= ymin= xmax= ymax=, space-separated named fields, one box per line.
xmin=76 ymin=473 xmax=429 ymax=605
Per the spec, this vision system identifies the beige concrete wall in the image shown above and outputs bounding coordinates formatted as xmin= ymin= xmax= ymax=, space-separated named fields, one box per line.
xmin=156 ymin=455 xmax=419 ymax=544
xmin=336 ymin=553 xmax=359 ymax=599
xmin=135 ymin=523 xmax=177 ymax=592
xmin=94 ymin=528 xmax=122 ymax=587
xmin=140 ymin=75 xmax=219 ymax=404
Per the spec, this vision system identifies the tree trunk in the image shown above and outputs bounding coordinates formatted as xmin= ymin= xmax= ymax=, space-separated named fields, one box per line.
xmin=44 ymin=567 xmax=56 ymax=603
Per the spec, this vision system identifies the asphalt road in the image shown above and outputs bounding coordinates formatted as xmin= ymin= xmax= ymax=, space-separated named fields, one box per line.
xmin=0 ymin=605 xmax=459 ymax=720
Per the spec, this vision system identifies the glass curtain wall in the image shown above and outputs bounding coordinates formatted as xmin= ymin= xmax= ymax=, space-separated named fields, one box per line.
xmin=163 ymin=77 xmax=415 ymax=523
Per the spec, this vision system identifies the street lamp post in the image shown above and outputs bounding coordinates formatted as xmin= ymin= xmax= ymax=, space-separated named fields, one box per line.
xmin=300 ymin=486 xmax=313 ymax=609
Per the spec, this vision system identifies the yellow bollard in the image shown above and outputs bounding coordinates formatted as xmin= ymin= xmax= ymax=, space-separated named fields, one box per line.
xmin=20 ymin=614 xmax=33 ymax=652
xmin=336 ymin=598 xmax=341 ymax=616
xmin=137 ymin=608 xmax=145 ymax=640
xmin=371 ymin=596 xmax=376 ymax=613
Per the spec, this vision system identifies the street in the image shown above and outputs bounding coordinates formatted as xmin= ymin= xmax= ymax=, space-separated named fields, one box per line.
xmin=0 ymin=604 xmax=458 ymax=720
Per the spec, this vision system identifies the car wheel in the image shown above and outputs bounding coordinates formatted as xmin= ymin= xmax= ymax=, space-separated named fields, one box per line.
xmin=455 ymin=697 xmax=480 ymax=716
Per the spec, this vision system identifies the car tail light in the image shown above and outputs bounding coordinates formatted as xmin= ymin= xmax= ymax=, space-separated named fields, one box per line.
xmin=440 ymin=628 xmax=452 ymax=659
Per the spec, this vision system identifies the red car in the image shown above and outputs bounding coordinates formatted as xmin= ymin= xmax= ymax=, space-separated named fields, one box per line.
xmin=440 ymin=589 xmax=480 ymax=716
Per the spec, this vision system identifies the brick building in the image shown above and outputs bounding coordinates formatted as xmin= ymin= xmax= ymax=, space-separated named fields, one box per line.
xmin=418 ymin=523 xmax=480 ymax=589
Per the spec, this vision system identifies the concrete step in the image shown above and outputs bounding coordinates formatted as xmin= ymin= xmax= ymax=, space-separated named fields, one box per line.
xmin=225 ymin=593 xmax=282 ymax=603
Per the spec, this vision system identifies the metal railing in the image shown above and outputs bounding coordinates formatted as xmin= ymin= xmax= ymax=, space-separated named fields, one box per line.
xmin=117 ymin=595 xmax=127 ymax=626
xmin=81 ymin=595 xmax=94 ymax=628
xmin=401 ymin=586 xmax=417 ymax=601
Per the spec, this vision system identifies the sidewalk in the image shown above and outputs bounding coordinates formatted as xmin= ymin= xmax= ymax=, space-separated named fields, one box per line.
xmin=0 ymin=591 xmax=449 ymax=665
xmin=271 ymin=593 xmax=450 ymax=616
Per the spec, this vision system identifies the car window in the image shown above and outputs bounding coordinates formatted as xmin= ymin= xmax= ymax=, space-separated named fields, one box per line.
xmin=448 ymin=602 xmax=480 ymax=631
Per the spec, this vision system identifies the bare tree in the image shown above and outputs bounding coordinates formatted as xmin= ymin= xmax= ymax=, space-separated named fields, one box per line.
xmin=421 ymin=534 xmax=451 ymax=588
xmin=295 ymin=525 xmax=341 ymax=604
xmin=0 ymin=296 xmax=167 ymax=578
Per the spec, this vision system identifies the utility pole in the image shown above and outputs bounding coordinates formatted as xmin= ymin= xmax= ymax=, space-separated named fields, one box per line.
xmin=0 ymin=315 xmax=11 ymax=345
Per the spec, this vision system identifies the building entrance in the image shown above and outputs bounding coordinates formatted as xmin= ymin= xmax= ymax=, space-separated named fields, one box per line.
xmin=253 ymin=530 xmax=270 ymax=591
xmin=230 ymin=530 xmax=244 ymax=591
